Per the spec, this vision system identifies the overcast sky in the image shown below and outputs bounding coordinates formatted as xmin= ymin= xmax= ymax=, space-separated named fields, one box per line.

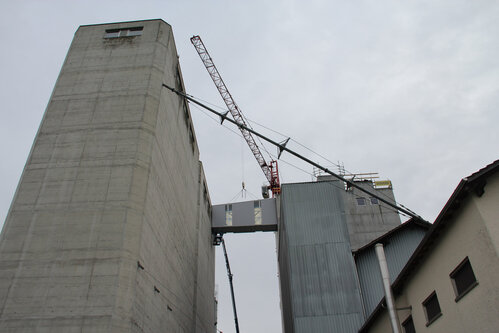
xmin=1 ymin=1 xmax=498 ymax=332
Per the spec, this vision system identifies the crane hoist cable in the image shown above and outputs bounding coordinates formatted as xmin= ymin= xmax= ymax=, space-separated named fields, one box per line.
xmin=161 ymin=83 xmax=427 ymax=222
xmin=190 ymin=35 xmax=283 ymax=197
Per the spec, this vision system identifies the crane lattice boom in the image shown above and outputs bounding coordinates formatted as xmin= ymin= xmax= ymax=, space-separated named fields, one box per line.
xmin=191 ymin=35 xmax=280 ymax=195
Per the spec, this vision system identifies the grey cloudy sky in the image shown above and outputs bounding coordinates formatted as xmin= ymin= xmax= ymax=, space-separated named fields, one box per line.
xmin=1 ymin=1 xmax=498 ymax=332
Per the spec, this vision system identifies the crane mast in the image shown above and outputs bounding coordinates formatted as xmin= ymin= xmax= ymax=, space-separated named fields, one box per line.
xmin=190 ymin=35 xmax=280 ymax=196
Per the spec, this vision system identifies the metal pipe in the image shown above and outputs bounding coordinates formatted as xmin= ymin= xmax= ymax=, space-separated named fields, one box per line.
xmin=375 ymin=243 xmax=400 ymax=333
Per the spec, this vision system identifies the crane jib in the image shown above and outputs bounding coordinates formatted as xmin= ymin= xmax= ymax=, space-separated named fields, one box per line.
xmin=190 ymin=35 xmax=280 ymax=195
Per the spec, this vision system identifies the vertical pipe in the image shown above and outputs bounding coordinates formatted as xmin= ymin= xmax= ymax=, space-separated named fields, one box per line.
xmin=375 ymin=243 xmax=400 ymax=333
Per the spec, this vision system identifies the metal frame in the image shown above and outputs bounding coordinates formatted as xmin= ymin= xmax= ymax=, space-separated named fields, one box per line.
xmin=162 ymin=83 xmax=425 ymax=221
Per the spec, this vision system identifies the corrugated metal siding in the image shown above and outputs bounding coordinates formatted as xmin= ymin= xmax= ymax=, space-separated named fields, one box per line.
xmin=355 ymin=224 xmax=427 ymax=317
xmin=295 ymin=313 xmax=362 ymax=332
xmin=290 ymin=243 xmax=362 ymax=316
xmin=278 ymin=211 xmax=295 ymax=333
xmin=279 ymin=182 xmax=364 ymax=332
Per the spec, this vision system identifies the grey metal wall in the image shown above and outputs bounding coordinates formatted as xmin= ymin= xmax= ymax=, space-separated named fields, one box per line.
xmin=278 ymin=182 xmax=364 ymax=332
xmin=211 ymin=198 xmax=277 ymax=233
xmin=355 ymin=223 xmax=427 ymax=318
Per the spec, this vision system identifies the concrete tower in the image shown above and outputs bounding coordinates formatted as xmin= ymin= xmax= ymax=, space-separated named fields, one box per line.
xmin=0 ymin=20 xmax=215 ymax=332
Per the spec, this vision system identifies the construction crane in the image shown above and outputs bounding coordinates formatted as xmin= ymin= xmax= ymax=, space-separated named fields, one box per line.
xmin=191 ymin=35 xmax=281 ymax=197
xmin=162 ymin=83 xmax=426 ymax=222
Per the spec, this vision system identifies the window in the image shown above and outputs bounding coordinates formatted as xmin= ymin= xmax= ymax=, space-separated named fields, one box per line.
xmin=450 ymin=257 xmax=478 ymax=301
xmin=127 ymin=27 xmax=143 ymax=36
xmin=104 ymin=26 xmax=143 ymax=38
xmin=356 ymin=197 xmax=366 ymax=205
xmin=104 ymin=29 xmax=120 ymax=38
xmin=402 ymin=315 xmax=416 ymax=333
xmin=370 ymin=197 xmax=379 ymax=205
xmin=225 ymin=204 xmax=232 ymax=226
xmin=422 ymin=291 xmax=442 ymax=326
xmin=254 ymin=201 xmax=262 ymax=225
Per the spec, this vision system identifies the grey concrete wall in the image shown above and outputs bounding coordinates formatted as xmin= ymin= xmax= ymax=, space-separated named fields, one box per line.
xmin=342 ymin=181 xmax=401 ymax=250
xmin=0 ymin=20 xmax=215 ymax=332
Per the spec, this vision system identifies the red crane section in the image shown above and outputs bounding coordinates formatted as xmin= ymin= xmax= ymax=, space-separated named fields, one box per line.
xmin=191 ymin=35 xmax=280 ymax=196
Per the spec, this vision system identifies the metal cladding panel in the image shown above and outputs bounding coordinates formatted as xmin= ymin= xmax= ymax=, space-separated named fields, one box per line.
xmin=212 ymin=204 xmax=225 ymax=226
xmin=279 ymin=182 xmax=364 ymax=333
xmin=232 ymin=199 xmax=254 ymax=224
xmin=278 ymin=215 xmax=295 ymax=333
xmin=211 ymin=198 xmax=277 ymax=233
xmin=355 ymin=223 xmax=428 ymax=317
xmin=262 ymin=198 xmax=277 ymax=224
xmin=282 ymin=182 xmax=348 ymax=246
xmin=295 ymin=313 xmax=362 ymax=332
xmin=290 ymin=243 xmax=362 ymax=316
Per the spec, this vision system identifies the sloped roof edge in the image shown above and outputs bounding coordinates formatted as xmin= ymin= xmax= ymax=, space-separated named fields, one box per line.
xmin=359 ymin=159 xmax=499 ymax=332
xmin=353 ymin=218 xmax=431 ymax=255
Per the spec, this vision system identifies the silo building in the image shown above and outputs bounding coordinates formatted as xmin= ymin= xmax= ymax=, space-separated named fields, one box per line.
xmin=0 ymin=20 xmax=215 ymax=332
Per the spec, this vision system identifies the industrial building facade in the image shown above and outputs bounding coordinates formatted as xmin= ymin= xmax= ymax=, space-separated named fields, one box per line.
xmin=0 ymin=17 xmax=422 ymax=330
xmin=0 ymin=20 xmax=215 ymax=332
xmin=3 ymin=18 xmax=494 ymax=333
xmin=210 ymin=176 xmax=426 ymax=333
xmin=360 ymin=160 xmax=499 ymax=333
xmin=0 ymin=19 xmax=427 ymax=333
xmin=276 ymin=179 xmax=428 ymax=332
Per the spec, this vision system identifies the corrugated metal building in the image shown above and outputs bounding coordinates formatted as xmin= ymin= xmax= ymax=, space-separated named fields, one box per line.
xmin=354 ymin=220 xmax=430 ymax=317
xmin=278 ymin=181 xmax=364 ymax=332
xmin=210 ymin=177 xmax=429 ymax=332
xmin=277 ymin=179 xmax=428 ymax=332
